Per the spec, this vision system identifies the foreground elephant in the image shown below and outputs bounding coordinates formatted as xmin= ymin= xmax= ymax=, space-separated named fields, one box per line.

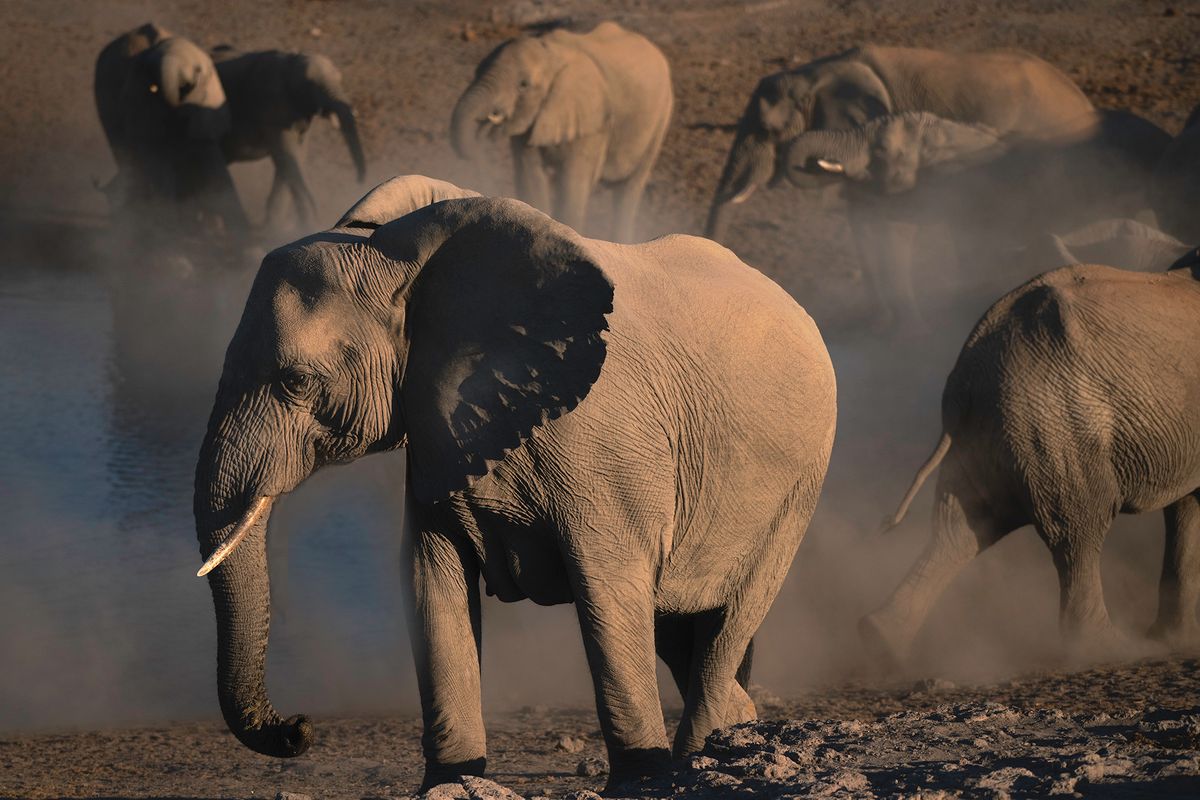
xmin=780 ymin=110 xmax=1170 ymax=316
xmin=94 ymin=24 xmax=247 ymax=233
xmin=193 ymin=175 xmax=836 ymax=790
xmin=450 ymin=22 xmax=672 ymax=241
xmin=1150 ymin=103 xmax=1200 ymax=245
xmin=213 ymin=47 xmax=367 ymax=227
xmin=861 ymin=262 xmax=1200 ymax=662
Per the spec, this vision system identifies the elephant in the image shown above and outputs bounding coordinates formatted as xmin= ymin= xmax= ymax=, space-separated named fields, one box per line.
xmin=191 ymin=175 xmax=836 ymax=791
xmin=450 ymin=21 xmax=672 ymax=242
xmin=94 ymin=24 xmax=248 ymax=234
xmin=779 ymin=109 xmax=1170 ymax=319
xmin=1150 ymin=103 xmax=1200 ymax=245
xmin=212 ymin=47 xmax=367 ymax=228
xmin=859 ymin=261 xmax=1200 ymax=664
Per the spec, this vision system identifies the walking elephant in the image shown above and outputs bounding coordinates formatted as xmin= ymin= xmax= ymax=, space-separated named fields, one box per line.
xmin=94 ymin=24 xmax=248 ymax=234
xmin=1150 ymin=103 xmax=1200 ymax=245
xmin=192 ymin=175 xmax=836 ymax=791
xmin=780 ymin=109 xmax=1171 ymax=315
xmin=450 ymin=21 xmax=672 ymax=242
xmin=860 ymin=262 xmax=1200 ymax=663
xmin=212 ymin=47 xmax=366 ymax=227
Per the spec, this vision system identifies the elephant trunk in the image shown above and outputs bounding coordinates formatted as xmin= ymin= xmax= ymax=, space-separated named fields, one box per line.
xmin=450 ymin=82 xmax=494 ymax=160
xmin=195 ymin=421 xmax=311 ymax=758
xmin=783 ymin=129 xmax=870 ymax=187
xmin=330 ymin=101 xmax=367 ymax=183
xmin=705 ymin=129 xmax=777 ymax=241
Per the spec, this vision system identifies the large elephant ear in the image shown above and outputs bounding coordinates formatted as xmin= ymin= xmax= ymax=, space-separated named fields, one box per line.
xmin=528 ymin=50 xmax=608 ymax=147
xmin=371 ymin=197 xmax=614 ymax=503
xmin=336 ymin=175 xmax=481 ymax=228
xmin=912 ymin=114 xmax=1003 ymax=169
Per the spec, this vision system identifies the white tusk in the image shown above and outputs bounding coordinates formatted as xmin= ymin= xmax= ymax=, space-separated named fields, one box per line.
xmin=328 ymin=113 xmax=341 ymax=130
xmin=196 ymin=496 xmax=273 ymax=577
xmin=486 ymin=112 xmax=505 ymax=125
xmin=729 ymin=183 xmax=758 ymax=205
xmin=816 ymin=159 xmax=844 ymax=173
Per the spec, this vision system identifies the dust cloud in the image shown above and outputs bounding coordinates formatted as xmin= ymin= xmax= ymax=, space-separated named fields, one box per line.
xmin=0 ymin=0 xmax=1191 ymax=739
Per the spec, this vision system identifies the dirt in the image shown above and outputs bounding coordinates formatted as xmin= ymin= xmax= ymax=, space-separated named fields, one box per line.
xmin=2 ymin=1 xmax=1199 ymax=798
xmin=3 ymin=657 xmax=1198 ymax=798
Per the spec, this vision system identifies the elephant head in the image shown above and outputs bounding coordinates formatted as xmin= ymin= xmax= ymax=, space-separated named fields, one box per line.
xmin=450 ymin=33 xmax=606 ymax=159
xmin=125 ymin=36 xmax=231 ymax=142
xmin=781 ymin=112 xmax=1004 ymax=195
xmin=291 ymin=54 xmax=367 ymax=182
xmin=193 ymin=175 xmax=613 ymax=757
xmin=705 ymin=55 xmax=892 ymax=239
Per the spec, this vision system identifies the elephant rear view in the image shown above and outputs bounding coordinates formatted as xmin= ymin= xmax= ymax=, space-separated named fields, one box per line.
xmin=451 ymin=21 xmax=672 ymax=242
xmin=213 ymin=48 xmax=366 ymax=228
xmin=192 ymin=175 xmax=834 ymax=792
xmin=862 ymin=262 xmax=1200 ymax=663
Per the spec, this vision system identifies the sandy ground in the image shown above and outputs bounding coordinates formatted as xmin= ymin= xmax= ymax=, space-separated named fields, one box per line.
xmin=2 ymin=1 xmax=1200 ymax=798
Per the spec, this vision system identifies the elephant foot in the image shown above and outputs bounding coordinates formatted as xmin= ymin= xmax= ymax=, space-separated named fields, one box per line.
xmin=1147 ymin=619 xmax=1200 ymax=653
xmin=858 ymin=609 xmax=912 ymax=671
xmin=1063 ymin=623 xmax=1164 ymax=667
xmin=419 ymin=757 xmax=487 ymax=793
xmin=604 ymin=747 xmax=671 ymax=794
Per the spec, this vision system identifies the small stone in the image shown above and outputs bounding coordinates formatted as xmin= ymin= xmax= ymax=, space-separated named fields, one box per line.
xmin=276 ymin=794 xmax=313 ymax=800
xmin=554 ymin=734 xmax=586 ymax=753
xmin=561 ymin=792 xmax=603 ymax=800
xmin=308 ymin=26 xmax=322 ymax=37
xmin=462 ymin=776 xmax=525 ymax=799
xmin=421 ymin=783 xmax=469 ymax=800
xmin=576 ymin=756 xmax=608 ymax=777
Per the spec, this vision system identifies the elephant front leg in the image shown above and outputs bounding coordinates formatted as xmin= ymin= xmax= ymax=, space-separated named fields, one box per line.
xmin=511 ymin=140 xmax=551 ymax=214
xmin=1150 ymin=492 xmax=1200 ymax=648
xmin=552 ymin=135 xmax=606 ymax=234
xmin=271 ymin=129 xmax=319 ymax=228
xmin=403 ymin=503 xmax=486 ymax=789
xmin=571 ymin=566 xmax=669 ymax=789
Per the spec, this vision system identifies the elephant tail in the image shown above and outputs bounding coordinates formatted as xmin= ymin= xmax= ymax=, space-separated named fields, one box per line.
xmin=879 ymin=432 xmax=951 ymax=533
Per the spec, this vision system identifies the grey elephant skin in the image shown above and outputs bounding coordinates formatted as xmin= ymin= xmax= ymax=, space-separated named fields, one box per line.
xmin=213 ymin=47 xmax=366 ymax=227
xmin=94 ymin=23 xmax=248 ymax=233
xmin=451 ymin=21 xmax=672 ymax=242
xmin=781 ymin=110 xmax=1171 ymax=314
xmin=1150 ymin=102 xmax=1200 ymax=245
xmin=192 ymin=175 xmax=836 ymax=791
xmin=861 ymin=262 xmax=1200 ymax=663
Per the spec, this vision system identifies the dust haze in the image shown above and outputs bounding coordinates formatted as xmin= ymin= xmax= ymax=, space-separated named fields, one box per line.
xmin=0 ymin=0 xmax=1194 ymax=742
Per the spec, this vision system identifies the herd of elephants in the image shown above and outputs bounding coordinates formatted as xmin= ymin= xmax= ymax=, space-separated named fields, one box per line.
xmin=94 ymin=15 xmax=1200 ymax=795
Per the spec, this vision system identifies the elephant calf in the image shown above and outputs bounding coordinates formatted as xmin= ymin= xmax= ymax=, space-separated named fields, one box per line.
xmin=193 ymin=175 xmax=835 ymax=791
xmin=862 ymin=262 xmax=1200 ymax=662
xmin=451 ymin=21 xmax=672 ymax=242
xmin=94 ymin=23 xmax=248 ymax=234
xmin=212 ymin=47 xmax=366 ymax=227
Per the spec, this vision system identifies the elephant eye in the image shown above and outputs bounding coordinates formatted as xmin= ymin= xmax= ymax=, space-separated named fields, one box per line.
xmin=518 ymin=78 xmax=530 ymax=91
xmin=279 ymin=368 xmax=316 ymax=399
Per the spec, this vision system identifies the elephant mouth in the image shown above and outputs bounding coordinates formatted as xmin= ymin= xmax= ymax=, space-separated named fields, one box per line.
xmin=197 ymin=495 xmax=274 ymax=576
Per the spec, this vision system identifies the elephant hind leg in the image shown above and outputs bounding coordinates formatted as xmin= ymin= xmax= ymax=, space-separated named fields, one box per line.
xmin=1034 ymin=503 xmax=1119 ymax=646
xmin=656 ymin=616 xmax=755 ymax=731
xmin=860 ymin=466 xmax=1011 ymax=666
xmin=1150 ymin=491 xmax=1200 ymax=648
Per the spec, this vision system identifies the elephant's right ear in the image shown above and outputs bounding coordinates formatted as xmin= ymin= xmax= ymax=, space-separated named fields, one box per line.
xmin=336 ymin=175 xmax=482 ymax=229
xmin=370 ymin=197 xmax=614 ymax=504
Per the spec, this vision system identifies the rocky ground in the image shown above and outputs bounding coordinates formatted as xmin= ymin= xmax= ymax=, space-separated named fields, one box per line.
xmin=3 ymin=657 xmax=1199 ymax=798
xmin=2 ymin=1 xmax=1199 ymax=798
